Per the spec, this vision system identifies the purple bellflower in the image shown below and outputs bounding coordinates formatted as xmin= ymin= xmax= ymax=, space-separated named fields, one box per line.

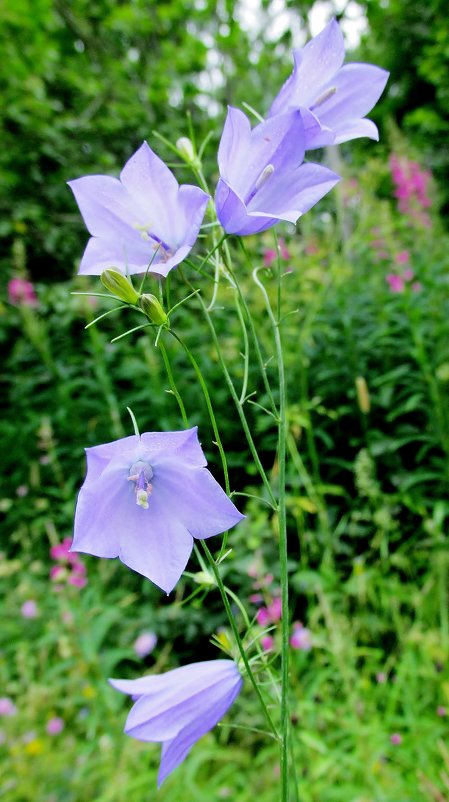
xmin=215 ymin=107 xmax=339 ymax=236
xmin=110 ymin=659 xmax=242 ymax=786
xmin=68 ymin=142 xmax=209 ymax=277
xmin=72 ymin=427 xmax=244 ymax=593
xmin=268 ymin=19 xmax=389 ymax=148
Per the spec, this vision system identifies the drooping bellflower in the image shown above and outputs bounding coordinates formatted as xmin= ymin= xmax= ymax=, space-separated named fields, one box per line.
xmin=68 ymin=142 xmax=209 ymax=277
xmin=268 ymin=19 xmax=389 ymax=148
xmin=72 ymin=427 xmax=244 ymax=593
xmin=109 ymin=660 xmax=242 ymax=786
xmin=215 ymin=107 xmax=339 ymax=236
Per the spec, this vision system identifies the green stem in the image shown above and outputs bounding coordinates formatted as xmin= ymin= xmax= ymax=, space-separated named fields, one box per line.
xmin=185 ymin=285 xmax=278 ymax=510
xmin=169 ymin=330 xmax=230 ymax=497
xmin=158 ymin=339 xmax=189 ymax=427
xmin=252 ymin=266 xmax=290 ymax=802
xmin=201 ymin=541 xmax=279 ymax=741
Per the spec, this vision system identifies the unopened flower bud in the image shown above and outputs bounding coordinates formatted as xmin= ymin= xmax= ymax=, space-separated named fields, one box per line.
xmin=138 ymin=294 xmax=168 ymax=326
xmin=176 ymin=137 xmax=200 ymax=168
xmin=355 ymin=376 xmax=371 ymax=414
xmin=101 ymin=269 xmax=140 ymax=304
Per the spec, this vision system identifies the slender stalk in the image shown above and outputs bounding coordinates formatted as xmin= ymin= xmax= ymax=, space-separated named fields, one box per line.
xmin=169 ymin=330 xmax=230 ymax=497
xmin=252 ymin=266 xmax=290 ymax=802
xmin=158 ymin=339 xmax=189 ymax=427
xmin=184 ymin=285 xmax=278 ymax=510
xmin=201 ymin=541 xmax=279 ymax=741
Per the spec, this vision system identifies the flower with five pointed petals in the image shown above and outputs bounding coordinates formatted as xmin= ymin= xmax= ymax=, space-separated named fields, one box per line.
xmin=72 ymin=427 xmax=243 ymax=593
xmin=68 ymin=142 xmax=209 ymax=277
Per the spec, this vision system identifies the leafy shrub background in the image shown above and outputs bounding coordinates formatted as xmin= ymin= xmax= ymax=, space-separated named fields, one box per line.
xmin=1 ymin=1 xmax=449 ymax=801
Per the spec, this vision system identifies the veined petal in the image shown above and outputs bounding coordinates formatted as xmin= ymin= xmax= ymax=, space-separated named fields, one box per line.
xmin=175 ymin=185 xmax=210 ymax=247
xmin=124 ymin=662 xmax=240 ymax=742
xmin=153 ymin=461 xmax=244 ymax=538
xmin=140 ymin=428 xmax=206 ymax=467
xmin=317 ymin=63 xmax=389 ymax=129
xmin=82 ymin=435 xmax=139 ymax=485
xmin=119 ymin=142 xmax=179 ymax=244
xmin=269 ymin=19 xmax=345 ymax=115
xmin=333 ymin=117 xmax=379 ymax=144
xmin=118 ymin=490 xmax=193 ymax=593
xmin=250 ymin=162 xmax=340 ymax=221
xmin=294 ymin=18 xmax=345 ymax=104
xmin=217 ymin=107 xmax=252 ymax=182
xmin=223 ymin=110 xmax=305 ymax=199
xmin=215 ymin=180 xmax=278 ymax=235
xmin=77 ymin=236 xmax=152 ymax=276
xmin=110 ymin=660 xmax=235 ymax=699
xmin=158 ymin=671 xmax=242 ymax=785
xmin=68 ymin=175 xmax=145 ymax=239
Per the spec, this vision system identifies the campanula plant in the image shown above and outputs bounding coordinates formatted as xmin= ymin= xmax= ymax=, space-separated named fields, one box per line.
xmin=67 ymin=17 xmax=388 ymax=800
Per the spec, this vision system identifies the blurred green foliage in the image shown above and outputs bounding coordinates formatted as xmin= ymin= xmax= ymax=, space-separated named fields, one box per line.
xmin=2 ymin=1 xmax=449 ymax=799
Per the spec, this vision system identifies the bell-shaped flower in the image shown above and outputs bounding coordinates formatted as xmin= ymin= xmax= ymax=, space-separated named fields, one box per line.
xmin=268 ymin=19 xmax=389 ymax=148
xmin=72 ymin=427 xmax=244 ymax=593
xmin=68 ymin=142 xmax=209 ymax=277
xmin=110 ymin=660 xmax=243 ymax=786
xmin=215 ymin=106 xmax=339 ymax=236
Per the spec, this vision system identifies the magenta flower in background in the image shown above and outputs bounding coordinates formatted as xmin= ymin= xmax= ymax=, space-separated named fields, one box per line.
xmin=386 ymin=274 xmax=405 ymax=294
xmin=263 ymin=237 xmax=290 ymax=267
xmin=290 ymin=622 xmax=312 ymax=651
xmin=216 ymin=107 xmax=339 ymax=236
xmin=8 ymin=277 xmax=38 ymax=307
xmin=21 ymin=600 xmax=38 ymax=619
xmin=390 ymin=733 xmax=402 ymax=745
xmin=0 ymin=698 xmax=17 ymax=717
xmin=50 ymin=537 xmax=87 ymax=590
xmin=68 ymin=142 xmax=209 ymax=277
xmin=73 ymin=427 xmax=244 ymax=593
xmin=134 ymin=632 xmax=158 ymax=658
xmin=110 ymin=660 xmax=242 ymax=786
xmin=261 ymin=635 xmax=274 ymax=652
xmin=46 ymin=717 xmax=65 ymax=735
xmin=268 ymin=19 xmax=389 ymax=148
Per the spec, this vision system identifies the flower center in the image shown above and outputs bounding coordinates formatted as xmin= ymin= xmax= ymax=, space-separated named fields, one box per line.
xmin=128 ymin=460 xmax=154 ymax=509
xmin=134 ymin=225 xmax=173 ymax=262
xmin=310 ymin=86 xmax=337 ymax=111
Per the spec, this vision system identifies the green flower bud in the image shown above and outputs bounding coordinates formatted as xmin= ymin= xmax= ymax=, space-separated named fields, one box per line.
xmin=139 ymin=294 xmax=168 ymax=326
xmin=101 ymin=269 xmax=140 ymax=305
xmin=176 ymin=137 xmax=200 ymax=169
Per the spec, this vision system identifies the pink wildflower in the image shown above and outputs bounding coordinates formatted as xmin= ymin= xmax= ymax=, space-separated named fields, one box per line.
xmin=390 ymin=733 xmax=402 ymax=745
xmin=386 ymin=274 xmax=405 ymax=293
xmin=8 ymin=277 xmax=38 ymax=307
xmin=437 ymin=706 xmax=446 ymax=717
xmin=46 ymin=717 xmax=64 ymax=735
xmin=376 ymin=672 xmax=387 ymax=684
xmin=0 ymin=698 xmax=17 ymax=717
xmin=134 ymin=632 xmax=158 ymax=658
xmin=396 ymin=250 xmax=409 ymax=265
xmin=267 ymin=597 xmax=282 ymax=622
xmin=290 ymin=622 xmax=312 ymax=651
xmin=256 ymin=607 xmax=271 ymax=627
xmin=21 ymin=600 xmax=38 ymax=619
xmin=261 ymin=635 xmax=274 ymax=652
xmin=403 ymin=268 xmax=414 ymax=281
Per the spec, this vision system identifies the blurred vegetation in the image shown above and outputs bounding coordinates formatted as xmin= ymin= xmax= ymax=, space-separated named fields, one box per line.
xmin=1 ymin=1 xmax=449 ymax=800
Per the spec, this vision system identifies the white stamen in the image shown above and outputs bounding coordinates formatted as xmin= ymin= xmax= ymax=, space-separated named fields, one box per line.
xmin=254 ymin=163 xmax=275 ymax=191
xmin=310 ymin=86 xmax=337 ymax=110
